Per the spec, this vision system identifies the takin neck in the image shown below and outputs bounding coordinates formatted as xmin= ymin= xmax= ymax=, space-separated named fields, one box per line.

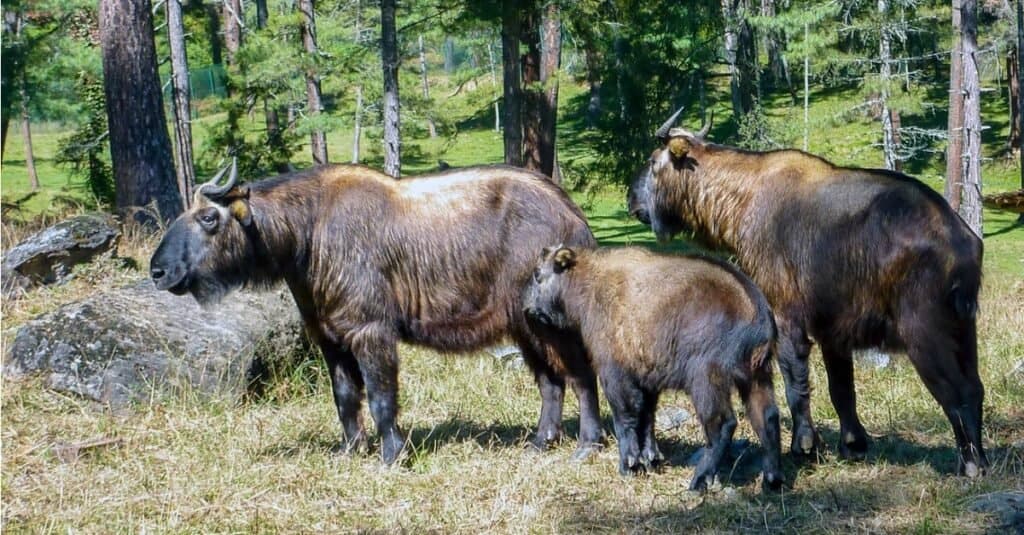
xmin=241 ymin=182 xmax=320 ymax=287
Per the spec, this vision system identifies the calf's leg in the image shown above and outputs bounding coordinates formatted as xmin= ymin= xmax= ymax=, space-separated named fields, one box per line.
xmin=737 ymin=366 xmax=784 ymax=491
xmin=600 ymin=364 xmax=645 ymax=475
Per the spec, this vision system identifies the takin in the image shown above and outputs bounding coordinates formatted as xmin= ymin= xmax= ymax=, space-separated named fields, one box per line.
xmin=627 ymin=109 xmax=987 ymax=477
xmin=523 ymin=245 xmax=783 ymax=492
xmin=149 ymin=162 xmax=604 ymax=464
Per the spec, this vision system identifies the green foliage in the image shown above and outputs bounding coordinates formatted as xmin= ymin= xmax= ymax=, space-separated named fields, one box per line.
xmin=54 ymin=73 xmax=113 ymax=206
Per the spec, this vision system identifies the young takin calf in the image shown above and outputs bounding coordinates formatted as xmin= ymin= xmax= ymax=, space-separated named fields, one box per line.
xmin=149 ymin=162 xmax=603 ymax=464
xmin=523 ymin=246 xmax=783 ymax=492
xmin=628 ymin=109 xmax=987 ymax=476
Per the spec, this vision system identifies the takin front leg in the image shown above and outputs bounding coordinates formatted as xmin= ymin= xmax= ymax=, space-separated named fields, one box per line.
xmin=775 ymin=317 xmax=820 ymax=458
xmin=349 ymin=324 xmax=405 ymax=465
xmin=820 ymin=341 xmax=870 ymax=460
xmin=322 ymin=344 xmax=367 ymax=454
xmin=519 ymin=343 xmax=567 ymax=450
xmin=600 ymin=364 xmax=646 ymax=475
xmin=638 ymin=389 xmax=663 ymax=469
xmin=567 ymin=364 xmax=606 ymax=461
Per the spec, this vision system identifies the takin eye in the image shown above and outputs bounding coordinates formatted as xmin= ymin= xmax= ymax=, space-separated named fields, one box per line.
xmin=197 ymin=208 xmax=219 ymax=232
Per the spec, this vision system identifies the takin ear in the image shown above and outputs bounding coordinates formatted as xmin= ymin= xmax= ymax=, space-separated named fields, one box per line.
xmin=666 ymin=137 xmax=691 ymax=160
xmin=552 ymin=247 xmax=577 ymax=273
xmin=223 ymin=186 xmax=253 ymax=226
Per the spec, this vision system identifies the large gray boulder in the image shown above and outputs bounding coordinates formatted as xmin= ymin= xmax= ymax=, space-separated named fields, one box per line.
xmin=2 ymin=213 xmax=120 ymax=298
xmin=4 ymin=279 xmax=305 ymax=408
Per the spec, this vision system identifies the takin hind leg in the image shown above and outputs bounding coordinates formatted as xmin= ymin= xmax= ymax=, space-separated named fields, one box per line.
xmin=900 ymin=312 xmax=988 ymax=477
xmin=737 ymin=365 xmax=784 ymax=491
xmin=323 ymin=344 xmax=367 ymax=454
xmin=820 ymin=341 xmax=870 ymax=460
xmin=517 ymin=341 xmax=567 ymax=451
xmin=638 ymin=389 xmax=663 ymax=469
xmin=689 ymin=374 xmax=738 ymax=492
xmin=350 ymin=324 xmax=405 ymax=466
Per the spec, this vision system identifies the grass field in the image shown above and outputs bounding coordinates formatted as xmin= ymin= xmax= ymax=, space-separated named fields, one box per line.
xmin=2 ymin=76 xmax=1023 ymax=532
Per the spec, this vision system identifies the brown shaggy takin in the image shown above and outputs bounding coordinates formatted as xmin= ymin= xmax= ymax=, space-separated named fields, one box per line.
xmin=627 ymin=110 xmax=987 ymax=477
xmin=150 ymin=162 xmax=603 ymax=464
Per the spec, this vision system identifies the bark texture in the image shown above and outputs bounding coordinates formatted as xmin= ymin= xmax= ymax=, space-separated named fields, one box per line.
xmin=299 ymin=0 xmax=328 ymax=165
xmin=167 ymin=0 xmax=195 ymax=208
xmin=381 ymin=0 xmax=401 ymax=177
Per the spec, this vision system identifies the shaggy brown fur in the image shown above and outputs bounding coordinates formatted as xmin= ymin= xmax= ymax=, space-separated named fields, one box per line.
xmin=628 ymin=126 xmax=987 ymax=476
xmin=523 ymin=246 xmax=783 ymax=492
xmin=151 ymin=164 xmax=603 ymax=464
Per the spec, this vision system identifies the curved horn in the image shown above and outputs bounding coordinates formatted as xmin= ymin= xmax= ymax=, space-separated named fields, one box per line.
xmin=654 ymin=106 xmax=685 ymax=140
xmin=199 ymin=158 xmax=238 ymax=199
xmin=696 ymin=111 xmax=714 ymax=139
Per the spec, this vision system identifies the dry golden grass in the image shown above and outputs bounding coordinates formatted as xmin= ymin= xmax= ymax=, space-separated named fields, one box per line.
xmin=1 ymin=210 xmax=1022 ymax=533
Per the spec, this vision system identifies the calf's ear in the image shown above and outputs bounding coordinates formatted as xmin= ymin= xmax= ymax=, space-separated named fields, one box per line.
xmin=553 ymin=247 xmax=577 ymax=273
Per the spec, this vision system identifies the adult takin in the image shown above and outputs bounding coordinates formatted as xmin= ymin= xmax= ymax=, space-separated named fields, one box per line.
xmin=149 ymin=162 xmax=604 ymax=464
xmin=523 ymin=245 xmax=783 ymax=492
xmin=627 ymin=109 xmax=987 ymax=477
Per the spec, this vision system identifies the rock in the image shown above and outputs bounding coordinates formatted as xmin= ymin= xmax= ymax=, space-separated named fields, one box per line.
xmin=969 ymin=492 xmax=1024 ymax=530
xmin=2 ymin=213 xmax=120 ymax=298
xmin=489 ymin=344 xmax=524 ymax=369
xmin=4 ymin=279 xmax=305 ymax=408
xmin=655 ymin=406 xmax=692 ymax=432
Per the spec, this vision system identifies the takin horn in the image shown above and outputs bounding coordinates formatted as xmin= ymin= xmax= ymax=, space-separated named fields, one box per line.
xmin=696 ymin=111 xmax=714 ymax=139
xmin=199 ymin=158 xmax=239 ymax=199
xmin=654 ymin=106 xmax=685 ymax=141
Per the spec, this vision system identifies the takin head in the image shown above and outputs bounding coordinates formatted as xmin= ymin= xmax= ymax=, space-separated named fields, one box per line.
xmin=626 ymin=106 xmax=711 ymax=241
xmin=522 ymin=245 xmax=579 ymax=331
xmin=149 ymin=160 xmax=257 ymax=306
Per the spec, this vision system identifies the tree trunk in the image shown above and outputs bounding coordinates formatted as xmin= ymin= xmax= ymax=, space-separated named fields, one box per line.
xmin=256 ymin=0 xmax=268 ymax=27
xmin=255 ymin=0 xmax=289 ymax=173
xmin=223 ymin=0 xmax=242 ymax=67
xmin=488 ymin=38 xmax=500 ymax=132
xmin=522 ymin=8 xmax=543 ymax=174
xmin=501 ymin=0 xmax=523 ymax=167
xmin=539 ymin=1 xmax=561 ymax=182
xmin=419 ymin=34 xmax=437 ymax=138
xmin=803 ymin=22 xmax=810 ymax=152
xmin=167 ymin=0 xmax=195 ymax=208
xmin=19 ymin=77 xmax=38 ymax=192
xmin=299 ymin=0 xmax=328 ymax=165
xmin=761 ymin=0 xmax=787 ymax=89
xmin=945 ymin=0 xmax=964 ymax=210
xmin=585 ymin=46 xmax=602 ymax=129
xmin=381 ymin=0 xmax=401 ymax=177
xmin=205 ymin=3 xmax=223 ymax=67
xmin=99 ymin=0 xmax=183 ymax=223
xmin=352 ymin=85 xmax=362 ymax=164
xmin=444 ymin=36 xmax=455 ymax=74
xmin=1009 ymin=47 xmax=1021 ymax=153
xmin=960 ymin=0 xmax=982 ymax=236
xmin=1018 ymin=0 xmax=1024 ymax=222
xmin=879 ymin=0 xmax=899 ymax=171
xmin=723 ymin=0 xmax=757 ymax=119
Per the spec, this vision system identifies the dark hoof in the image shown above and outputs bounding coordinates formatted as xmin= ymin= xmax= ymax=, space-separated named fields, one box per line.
xmin=837 ymin=431 xmax=869 ymax=461
xmin=570 ymin=443 xmax=602 ymax=462
xmin=762 ymin=470 xmax=784 ymax=492
xmin=619 ymin=455 xmax=647 ymax=476
xmin=688 ymin=473 xmax=715 ymax=492
xmin=790 ymin=427 xmax=820 ymax=458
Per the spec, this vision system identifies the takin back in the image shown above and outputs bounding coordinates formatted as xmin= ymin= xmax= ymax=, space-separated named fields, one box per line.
xmin=150 ymin=163 xmax=604 ymax=464
xmin=628 ymin=110 xmax=986 ymax=477
xmin=523 ymin=245 xmax=783 ymax=492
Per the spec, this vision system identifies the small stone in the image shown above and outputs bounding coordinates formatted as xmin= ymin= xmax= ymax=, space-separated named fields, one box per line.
xmin=655 ymin=406 xmax=691 ymax=432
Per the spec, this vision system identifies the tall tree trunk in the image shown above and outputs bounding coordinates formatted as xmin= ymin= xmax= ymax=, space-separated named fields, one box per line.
xmin=223 ymin=0 xmax=242 ymax=67
xmin=539 ymin=1 xmax=561 ymax=182
xmin=419 ymin=34 xmax=438 ymax=138
xmin=584 ymin=46 xmax=602 ymax=128
xmin=879 ymin=0 xmax=899 ymax=171
xmin=19 ymin=76 xmax=38 ymax=191
xmin=723 ymin=0 xmax=757 ymax=119
xmin=522 ymin=8 xmax=543 ymax=174
xmin=488 ymin=38 xmax=500 ymax=132
xmin=352 ymin=85 xmax=362 ymax=164
xmin=444 ymin=36 xmax=455 ymax=73
xmin=761 ymin=0 xmax=786 ymax=89
xmin=99 ymin=0 xmax=183 ymax=223
xmin=945 ymin=0 xmax=964 ymax=210
xmin=1018 ymin=0 xmax=1024 ymax=223
xmin=501 ymin=0 xmax=523 ymax=167
xmin=167 ymin=0 xmax=195 ymax=208
xmin=803 ymin=22 xmax=810 ymax=151
xmin=255 ymin=0 xmax=289 ymax=172
xmin=204 ymin=3 xmax=223 ymax=66
xmin=380 ymin=0 xmax=401 ymax=177
xmin=960 ymin=0 xmax=982 ymax=236
xmin=256 ymin=0 xmax=268 ymax=27
xmin=299 ymin=0 xmax=328 ymax=165
xmin=1009 ymin=46 xmax=1021 ymax=153
xmin=352 ymin=0 xmax=363 ymax=164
